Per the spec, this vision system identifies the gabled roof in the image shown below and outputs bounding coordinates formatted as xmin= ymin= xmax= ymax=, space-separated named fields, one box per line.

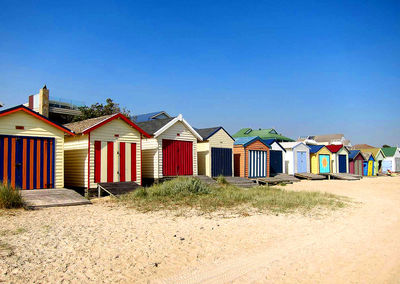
xmin=64 ymin=113 xmax=151 ymax=137
xmin=232 ymin=128 xmax=294 ymax=142
xmin=132 ymin=111 xmax=171 ymax=123
xmin=262 ymin=139 xmax=286 ymax=152
xmin=308 ymin=145 xmax=327 ymax=154
xmin=280 ymin=141 xmax=310 ymax=150
xmin=326 ymin=144 xmax=347 ymax=154
xmin=0 ymin=105 xmax=74 ymax=135
xmin=234 ymin=136 xmax=271 ymax=148
xmin=349 ymin=150 xmax=364 ymax=160
xmin=381 ymin=147 xmax=398 ymax=157
xmin=195 ymin=126 xmax=234 ymax=141
xmin=137 ymin=114 xmax=202 ymax=140
xmin=362 ymin=152 xmax=375 ymax=161
xmin=356 ymin=148 xmax=385 ymax=159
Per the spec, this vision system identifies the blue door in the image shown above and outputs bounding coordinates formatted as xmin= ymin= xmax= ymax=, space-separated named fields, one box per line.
xmin=363 ymin=161 xmax=368 ymax=176
xmin=269 ymin=150 xmax=283 ymax=174
xmin=297 ymin=151 xmax=307 ymax=173
xmin=338 ymin=155 xmax=347 ymax=173
xmin=211 ymin=148 xmax=232 ymax=177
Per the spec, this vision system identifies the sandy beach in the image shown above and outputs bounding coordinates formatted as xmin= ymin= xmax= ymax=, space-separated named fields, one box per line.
xmin=1 ymin=176 xmax=399 ymax=283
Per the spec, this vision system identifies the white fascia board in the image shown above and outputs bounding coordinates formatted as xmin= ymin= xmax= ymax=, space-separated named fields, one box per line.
xmin=153 ymin=114 xmax=203 ymax=141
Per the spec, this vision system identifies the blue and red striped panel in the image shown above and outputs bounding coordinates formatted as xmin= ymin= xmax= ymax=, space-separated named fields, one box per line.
xmin=0 ymin=135 xmax=55 ymax=189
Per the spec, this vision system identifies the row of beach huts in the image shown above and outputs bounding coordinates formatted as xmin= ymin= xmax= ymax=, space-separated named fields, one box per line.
xmin=0 ymin=102 xmax=399 ymax=193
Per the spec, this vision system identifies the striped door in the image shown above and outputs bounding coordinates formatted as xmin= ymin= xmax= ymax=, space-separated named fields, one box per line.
xmin=355 ymin=160 xmax=363 ymax=176
xmin=248 ymin=150 xmax=267 ymax=178
xmin=94 ymin=141 xmax=137 ymax=183
xmin=0 ymin=135 xmax=55 ymax=189
xmin=395 ymin=158 xmax=400 ymax=172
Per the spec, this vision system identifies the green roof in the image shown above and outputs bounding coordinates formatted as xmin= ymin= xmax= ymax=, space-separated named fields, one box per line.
xmin=232 ymin=128 xmax=294 ymax=142
xmin=381 ymin=147 xmax=398 ymax=157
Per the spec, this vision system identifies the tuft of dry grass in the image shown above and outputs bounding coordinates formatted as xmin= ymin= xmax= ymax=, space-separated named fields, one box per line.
xmin=117 ymin=177 xmax=349 ymax=215
xmin=0 ymin=184 xmax=23 ymax=209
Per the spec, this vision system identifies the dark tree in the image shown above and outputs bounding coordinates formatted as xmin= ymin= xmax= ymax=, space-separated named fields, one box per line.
xmin=382 ymin=144 xmax=391 ymax=148
xmin=73 ymin=98 xmax=131 ymax=122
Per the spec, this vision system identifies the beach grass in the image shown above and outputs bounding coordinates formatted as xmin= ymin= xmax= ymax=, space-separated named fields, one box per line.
xmin=0 ymin=184 xmax=23 ymax=209
xmin=118 ymin=177 xmax=348 ymax=214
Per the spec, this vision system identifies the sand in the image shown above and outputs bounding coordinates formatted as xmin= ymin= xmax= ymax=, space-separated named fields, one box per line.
xmin=1 ymin=176 xmax=399 ymax=283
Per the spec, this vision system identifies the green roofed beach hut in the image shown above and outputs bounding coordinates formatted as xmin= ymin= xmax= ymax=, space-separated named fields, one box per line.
xmin=232 ymin=128 xmax=294 ymax=142
xmin=381 ymin=147 xmax=400 ymax=173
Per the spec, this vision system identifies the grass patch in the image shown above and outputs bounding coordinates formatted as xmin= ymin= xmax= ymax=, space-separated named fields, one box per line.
xmin=216 ymin=175 xmax=228 ymax=185
xmin=0 ymin=227 xmax=27 ymax=237
xmin=118 ymin=177 xmax=348 ymax=214
xmin=0 ymin=184 xmax=23 ymax=209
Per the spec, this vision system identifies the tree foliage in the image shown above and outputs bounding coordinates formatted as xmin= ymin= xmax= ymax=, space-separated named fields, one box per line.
xmin=382 ymin=144 xmax=391 ymax=148
xmin=73 ymin=98 xmax=131 ymax=122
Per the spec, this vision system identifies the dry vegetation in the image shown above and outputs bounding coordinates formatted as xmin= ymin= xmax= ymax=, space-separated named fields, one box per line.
xmin=117 ymin=177 xmax=349 ymax=214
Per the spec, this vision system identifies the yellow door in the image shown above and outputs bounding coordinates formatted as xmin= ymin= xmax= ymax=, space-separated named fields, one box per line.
xmin=368 ymin=160 xmax=373 ymax=176
xmin=311 ymin=155 xmax=318 ymax=174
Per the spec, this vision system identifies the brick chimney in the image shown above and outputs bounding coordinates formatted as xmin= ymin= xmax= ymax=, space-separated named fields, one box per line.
xmin=38 ymin=85 xmax=49 ymax=117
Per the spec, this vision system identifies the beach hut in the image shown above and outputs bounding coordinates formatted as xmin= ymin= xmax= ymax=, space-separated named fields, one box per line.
xmin=362 ymin=153 xmax=375 ymax=176
xmin=309 ymin=145 xmax=332 ymax=174
xmin=263 ymin=139 xmax=286 ymax=175
xmin=381 ymin=147 xmax=400 ymax=173
xmin=355 ymin=148 xmax=385 ymax=175
xmin=64 ymin=113 xmax=150 ymax=193
xmin=0 ymin=105 xmax=74 ymax=189
xmin=348 ymin=150 xmax=365 ymax=176
xmin=233 ymin=137 xmax=270 ymax=178
xmin=325 ymin=145 xmax=349 ymax=173
xmin=137 ymin=114 xmax=203 ymax=182
xmin=280 ymin=142 xmax=310 ymax=175
xmin=196 ymin=127 xmax=234 ymax=177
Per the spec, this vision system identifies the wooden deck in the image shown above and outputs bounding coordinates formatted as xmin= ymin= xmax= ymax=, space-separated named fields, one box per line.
xmin=253 ymin=174 xmax=300 ymax=186
xmin=21 ymin=188 xmax=91 ymax=209
xmin=294 ymin=172 xmax=326 ymax=180
xmin=320 ymin=173 xmax=361 ymax=181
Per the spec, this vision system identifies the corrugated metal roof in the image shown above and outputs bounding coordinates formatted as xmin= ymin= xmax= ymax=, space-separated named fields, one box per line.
xmin=195 ymin=127 xmax=221 ymax=140
xmin=308 ymin=145 xmax=325 ymax=154
xmin=232 ymin=128 xmax=294 ymax=142
xmin=234 ymin=136 xmax=271 ymax=148
xmin=381 ymin=147 xmax=398 ymax=157
xmin=349 ymin=150 xmax=361 ymax=160
xmin=136 ymin=117 xmax=175 ymax=135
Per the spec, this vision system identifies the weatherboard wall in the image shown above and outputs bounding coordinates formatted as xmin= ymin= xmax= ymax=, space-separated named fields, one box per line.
xmin=282 ymin=143 xmax=310 ymax=175
xmin=0 ymin=110 xmax=65 ymax=188
xmin=64 ymin=118 xmax=142 ymax=188
xmin=330 ymin=147 xmax=349 ymax=174
xmin=233 ymin=140 xmax=270 ymax=178
xmin=141 ymin=121 xmax=198 ymax=179
xmin=197 ymin=128 xmax=234 ymax=177
xmin=310 ymin=147 xmax=332 ymax=174
xmin=382 ymin=148 xmax=400 ymax=172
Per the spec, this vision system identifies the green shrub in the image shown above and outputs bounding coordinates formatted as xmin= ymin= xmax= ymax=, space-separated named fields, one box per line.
xmin=216 ymin=175 xmax=228 ymax=185
xmin=0 ymin=184 xmax=23 ymax=209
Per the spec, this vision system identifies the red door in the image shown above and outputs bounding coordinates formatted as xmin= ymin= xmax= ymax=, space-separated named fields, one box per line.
xmin=162 ymin=140 xmax=193 ymax=176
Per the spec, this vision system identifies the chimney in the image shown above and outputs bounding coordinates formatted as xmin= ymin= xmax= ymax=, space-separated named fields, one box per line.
xmin=38 ymin=85 xmax=49 ymax=117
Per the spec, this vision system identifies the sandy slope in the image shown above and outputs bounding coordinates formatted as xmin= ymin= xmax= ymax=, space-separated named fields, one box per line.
xmin=0 ymin=177 xmax=399 ymax=283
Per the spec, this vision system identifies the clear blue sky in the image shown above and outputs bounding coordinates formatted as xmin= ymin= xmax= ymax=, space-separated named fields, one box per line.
xmin=1 ymin=0 xmax=399 ymax=146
